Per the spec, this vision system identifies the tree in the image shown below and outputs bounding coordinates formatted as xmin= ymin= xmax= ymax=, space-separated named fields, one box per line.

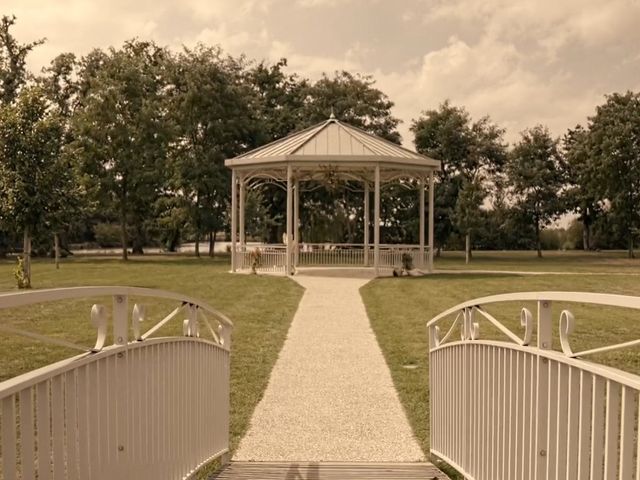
xmin=506 ymin=125 xmax=565 ymax=257
xmin=0 ymin=15 xmax=44 ymax=104
xmin=0 ymin=15 xmax=45 ymax=258
xmin=586 ymin=92 xmax=640 ymax=258
xmin=245 ymin=64 xmax=403 ymax=244
xmin=0 ymin=86 xmax=67 ymax=286
xmin=168 ymin=45 xmax=254 ymax=256
xmin=39 ymin=53 xmax=86 ymax=267
xmin=72 ymin=40 xmax=172 ymax=260
xmin=411 ymin=101 xmax=506 ymax=260
xmin=562 ymin=125 xmax=601 ymax=250
xmin=303 ymin=70 xmax=401 ymax=143
xmin=245 ymin=58 xmax=308 ymax=145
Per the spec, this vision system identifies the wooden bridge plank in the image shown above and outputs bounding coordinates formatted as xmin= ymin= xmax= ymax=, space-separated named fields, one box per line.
xmin=213 ymin=462 xmax=450 ymax=479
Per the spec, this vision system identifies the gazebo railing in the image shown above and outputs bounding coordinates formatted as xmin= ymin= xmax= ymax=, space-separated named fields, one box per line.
xmin=0 ymin=287 xmax=233 ymax=480
xmin=234 ymin=243 xmax=429 ymax=272
xmin=428 ymin=292 xmax=640 ymax=480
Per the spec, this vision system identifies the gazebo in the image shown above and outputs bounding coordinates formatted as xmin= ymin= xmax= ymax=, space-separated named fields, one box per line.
xmin=225 ymin=114 xmax=441 ymax=275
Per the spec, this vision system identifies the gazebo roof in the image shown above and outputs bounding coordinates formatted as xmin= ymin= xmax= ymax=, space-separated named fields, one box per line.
xmin=225 ymin=116 xmax=441 ymax=171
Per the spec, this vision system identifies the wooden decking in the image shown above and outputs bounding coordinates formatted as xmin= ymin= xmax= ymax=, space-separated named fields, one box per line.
xmin=213 ymin=462 xmax=450 ymax=479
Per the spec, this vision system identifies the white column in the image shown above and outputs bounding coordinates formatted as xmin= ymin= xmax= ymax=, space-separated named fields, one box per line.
xmin=428 ymin=170 xmax=435 ymax=273
xmin=286 ymin=165 xmax=293 ymax=275
xmin=294 ymin=179 xmax=300 ymax=267
xmin=374 ymin=165 xmax=380 ymax=276
xmin=231 ymin=169 xmax=237 ymax=272
xmin=419 ymin=179 xmax=425 ymax=269
xmin=239 ymin=176 xmax=245 ymax=249
xmin=364 ymin=181 xmax=370 ymax=267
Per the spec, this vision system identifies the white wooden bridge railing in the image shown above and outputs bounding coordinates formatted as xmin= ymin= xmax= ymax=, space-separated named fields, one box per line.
xmin=235 ymin=243 xmax=429 ymax=272
xmin=428 ymin=292 xmax=640 ymax=480
xmin=0 ymin=287 xmax=233 ymax=480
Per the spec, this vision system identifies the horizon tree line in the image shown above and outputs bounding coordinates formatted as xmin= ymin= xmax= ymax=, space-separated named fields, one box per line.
xmin=0 ymin=14 xmax=638 ymax=287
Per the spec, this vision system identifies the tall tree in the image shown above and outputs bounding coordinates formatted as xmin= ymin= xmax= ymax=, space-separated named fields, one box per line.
xmin=506 ymin=125 xmax=565 ymax=257
xmin=586 ymin=92 xmax=640 ymax=258
xmin=72 ymin=40 xmax=172 ymax=260
xmin=245 ymin=58 xmax=308 ymax=145
xmin=0 ymin=15 xmax=44 ymax=104
xmin=562 ymin=125 xmax=600 ymax=250
xmin=0 ymin=15 xmax=45 ymax=258
xmin=303 ymin=70 xmax=401 ymax=143
xmin=411 ymin=101 xmax=506 ymax=260
xmin=40 ymin=53 xmax=85 ymax=266
xmin=169 ymin=45 xmax=254 ymax=256
xmin=0 ymin=86 xmax=67 ymax=285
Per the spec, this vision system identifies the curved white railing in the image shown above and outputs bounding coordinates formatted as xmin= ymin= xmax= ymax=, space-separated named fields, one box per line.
xmin=0 ymin=287 xmax=233 ymax=480
xmin=235 ymin=243 xmax=429 ymax=272
xmin=428 ymin=292 xmax=640 ymax=480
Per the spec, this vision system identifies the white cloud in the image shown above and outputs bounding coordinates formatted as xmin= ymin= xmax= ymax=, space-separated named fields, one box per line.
xmin=3 ymin=0 xmax=639 ymax=149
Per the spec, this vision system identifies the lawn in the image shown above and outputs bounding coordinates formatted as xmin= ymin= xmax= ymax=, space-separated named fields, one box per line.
xmin=361 ymin=251 xmax=640 ymax=475
xmin=0 ymin=255 xmax=304 ymax=464
xmin=432 ymin=249 xmax=639 ymax=272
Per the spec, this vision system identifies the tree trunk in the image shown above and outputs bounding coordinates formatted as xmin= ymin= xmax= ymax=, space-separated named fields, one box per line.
xmin=536 ymin=222 xmax=542 ymax=258
xmin=120 ymin=211 xmax=128 ymax=261
xmin=209 ymin=231 xmax=216 ymax=257
xmin=629 ymin=235 xmax=635 ymax=259
xmin=582 ymin=220 xmax=590 ymax=251
xmin=195 ymin=231 xmax=200 ymax=258
xmin=54 ymin=233 xmax=60 ymax=270
xmin=23 ymin=228 xmax=32 ymax=288
xmin=465 ymin=232 xmax=472 ymax=264
xmin=436 ymin=246 xmax=441 ymax=258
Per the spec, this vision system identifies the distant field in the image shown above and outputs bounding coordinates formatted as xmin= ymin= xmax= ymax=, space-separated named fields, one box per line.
xmin=433 ymin=249 xmax=640 ymax=272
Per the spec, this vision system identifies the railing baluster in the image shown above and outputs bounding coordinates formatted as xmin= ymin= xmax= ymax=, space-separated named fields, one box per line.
xmin=565 ymin=366 xmax=580 ymax=480
xmin=590 ymin=376 xmax=606 ymax=480
xmin=546 ymin=359 xmax=558 ymax=478
xmin=619 ymin=387 xmax=635 ymax=479
xmin=51 ymin=375 xmax=66 ymax=479
xmin=65 ymin=371 xmax=80 ymax=480
xmin=19 ymin=388 xmax=36 ymax=480
xmin=37 ymin=380 xmax=52 ymax=480
xmin=604 ymin=381 xmax=621 ymax=478
xmin=1 ymin=395 xmax=17 ymax=480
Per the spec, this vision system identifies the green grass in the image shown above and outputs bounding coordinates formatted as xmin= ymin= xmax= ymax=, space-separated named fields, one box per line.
xmin=0 ymin=255 xmax=303 ymax=468
xmin=361 ymin=252 xmax=640 ymax=475
xmin=432 ymin=249 xmax=639 ymax=272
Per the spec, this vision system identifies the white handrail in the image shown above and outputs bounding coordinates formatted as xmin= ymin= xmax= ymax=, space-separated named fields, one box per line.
xmin=0 ymin=286 xmax=234 ymax=327
xmin=0 ymin=287 xmax=233 ymax=480
xmin=428 ymin=292 xmax=640 ymax=480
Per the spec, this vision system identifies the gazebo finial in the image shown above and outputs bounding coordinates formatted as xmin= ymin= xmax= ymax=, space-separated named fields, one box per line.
xmin=329 ymin=107 xmax=336 ymax=120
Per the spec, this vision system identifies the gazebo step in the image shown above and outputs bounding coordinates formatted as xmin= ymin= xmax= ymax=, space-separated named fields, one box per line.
xmin=213 ymin=461 xmax=450 ymax=479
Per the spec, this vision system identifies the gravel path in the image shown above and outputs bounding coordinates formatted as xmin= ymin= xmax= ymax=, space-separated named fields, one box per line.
xmin=233 ymin=275 xmax=424 ymax=462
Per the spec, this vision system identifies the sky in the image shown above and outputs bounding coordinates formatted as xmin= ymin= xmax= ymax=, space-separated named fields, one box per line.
xmin=4 ymin=0 xmax=640 ymax=148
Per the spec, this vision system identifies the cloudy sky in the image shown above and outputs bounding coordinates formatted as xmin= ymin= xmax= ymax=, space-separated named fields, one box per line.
xmin=4 ymin=0 xmax=640 ymax=147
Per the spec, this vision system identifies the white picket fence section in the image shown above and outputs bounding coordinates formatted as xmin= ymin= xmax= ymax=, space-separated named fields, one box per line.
xmin=428 ymin=292 xmax=640 ymax=480
xmin=0 ymin=287 xmax=233 ymax=480
xmin=235 ymin=243 xmax=428 ymax=272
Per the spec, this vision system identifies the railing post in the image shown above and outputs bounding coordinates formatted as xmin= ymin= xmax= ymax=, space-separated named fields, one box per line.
xmin=419 ymin=179 xmax=425 ymax=269
xmin=112 ymin=295 xmax=128 ymax=346
xmin=231 ymin=169 xmax=237 ymax=272
xmin=535 ymin=300 xmax=552 ymax=478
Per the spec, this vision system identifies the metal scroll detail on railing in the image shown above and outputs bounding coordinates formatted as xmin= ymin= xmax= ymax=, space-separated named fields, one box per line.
xmin=427 ymin=292 xmax=640 ymax=480
xmin=0 ymin=286 xmax=232 ymax=353
xmin=0 ymin=286 xmax=233 ymax=480
xmin=429 ymin=292 xmax=640 ymax=358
